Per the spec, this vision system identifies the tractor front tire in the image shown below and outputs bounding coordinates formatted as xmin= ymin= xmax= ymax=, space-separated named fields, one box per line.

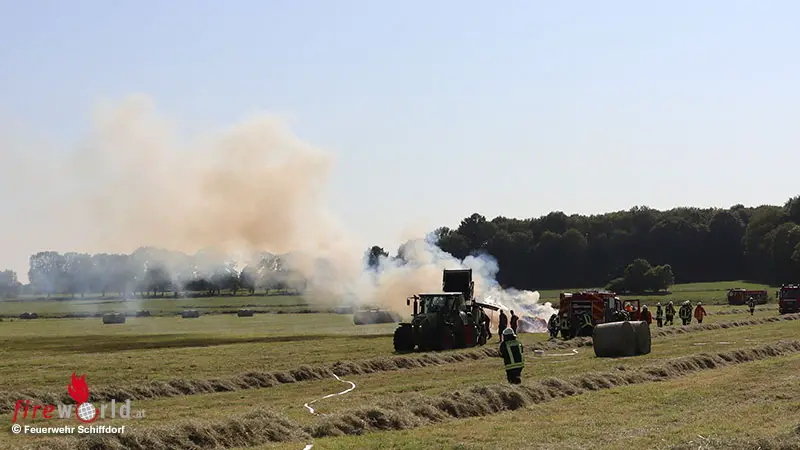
xmin=393 ymin=326 xmax=414 ymax=353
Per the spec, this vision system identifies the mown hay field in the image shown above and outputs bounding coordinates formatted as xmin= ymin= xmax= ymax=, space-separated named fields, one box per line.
xmin=1 ymin=285 xmax=797 ymax=450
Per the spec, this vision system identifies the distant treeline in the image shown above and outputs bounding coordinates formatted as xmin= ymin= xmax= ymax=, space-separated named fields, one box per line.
xmin=2 ymin=196 xmax=799 ymax=299
xmin=0 ymin=249 xmax=307 ymax=299
xmin=421 ymin=195 xmax=800 ymax=290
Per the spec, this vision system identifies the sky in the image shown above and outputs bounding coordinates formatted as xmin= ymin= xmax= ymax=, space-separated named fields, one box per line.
xmin=2 ymin=0 xmax=800 ymax=278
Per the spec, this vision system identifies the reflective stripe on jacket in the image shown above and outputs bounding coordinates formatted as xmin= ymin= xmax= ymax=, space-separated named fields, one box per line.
xmin=502 ymin=339 xmax=524 ymax=370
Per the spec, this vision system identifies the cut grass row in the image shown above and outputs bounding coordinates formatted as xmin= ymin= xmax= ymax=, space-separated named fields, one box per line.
xmin=3 ymin=316 xmax=797 ymax=428
xmin=12 ymin=340 xmax=800 ymax=450
xmin=1 ymin=310 xmax=793 ymax=396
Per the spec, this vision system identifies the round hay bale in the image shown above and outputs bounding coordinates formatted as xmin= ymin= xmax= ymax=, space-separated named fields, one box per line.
xmin=353 ymin=309 xmax=400 ymax=325
xmin=333 ymin=306 xmax=355 ymax=315
xmin=135 ymin=310 xmax=151 ymax=317
xmin=19 ymin=312 xmax=31 ymax=320
xmin=181 ymin=309 xmax=200 ymax=319
xmin=102 ymin=313 xmax=126 ymax=324
xmin=592 ymin=321 xmax=637 ymax=358
xmin=237 ymin=309 xmax=254 ymax=317
xmin=630 ymin=321 xmax=652 ymax=355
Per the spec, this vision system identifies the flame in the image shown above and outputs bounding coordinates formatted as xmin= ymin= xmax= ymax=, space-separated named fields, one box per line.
xmin=68 ymin=372 xmax=90 ymax=403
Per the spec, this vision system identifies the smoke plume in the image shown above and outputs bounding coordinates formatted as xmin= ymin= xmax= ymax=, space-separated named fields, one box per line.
xmin=0 ymin=95 xmax=555 ymax=324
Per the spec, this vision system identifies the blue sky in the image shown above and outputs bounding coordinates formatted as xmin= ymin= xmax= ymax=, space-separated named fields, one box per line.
xmin=2 ymin=0 xmax=800 ymax=262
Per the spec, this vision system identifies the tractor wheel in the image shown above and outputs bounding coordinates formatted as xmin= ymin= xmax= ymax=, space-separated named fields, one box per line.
xmin=393 ymin=326 xmax=414 ymax=353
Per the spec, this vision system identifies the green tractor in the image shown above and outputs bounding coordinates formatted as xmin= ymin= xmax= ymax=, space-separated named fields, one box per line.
xmin=393 ymin=268 xmax=495 ymax=352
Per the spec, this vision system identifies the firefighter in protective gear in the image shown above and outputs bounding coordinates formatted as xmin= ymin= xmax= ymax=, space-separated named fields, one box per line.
xmin=560 ymin=314 xmax=570 ymax=339
xmin=693 ymin=302 xmax=707 ymax=324
xmin=499 ymin=328 xmax=524 ymax=384
xmin=679 ymin=301 xmax=692 ymax=325
xmin=747 ymin=296 xmax=756 ymax=315
xmin=655 ymin=302 xmax=664 ymax=327
xmin=498 ymin=310 xmax=508 ymax=340
xmin=510 ymin=310 xmax=519 ymax=334
xmin=547 ymin=313 xmax=559 ymax=339
xmin=640 ymin=305 xmax=652 ymax=325
xmin=665 ymin=301 xmax=676 ymax=326
xmin=579 ymin=313 xmax=593 ymax=336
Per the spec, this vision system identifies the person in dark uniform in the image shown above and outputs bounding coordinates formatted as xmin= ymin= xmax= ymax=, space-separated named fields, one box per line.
xmin=510 ymin=310 xmax=519 ymax=334
xmin=498 ymin=310 xmax=508 ymax=340
xmin=655 ymin=302 xmax=664 ymax=327
xmin=747 ymin=296 xmax=756 ymax=315
xmin=499 ymin=328 xmax=524 ymax=384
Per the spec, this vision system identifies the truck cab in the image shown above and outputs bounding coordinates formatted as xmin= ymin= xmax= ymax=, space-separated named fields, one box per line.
xmin=778 ymin=284 xmax=799 ymax=314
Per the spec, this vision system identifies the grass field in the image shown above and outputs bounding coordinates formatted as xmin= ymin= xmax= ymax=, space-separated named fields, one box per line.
xmin=1 ymin=281 xmax=797 ymax=450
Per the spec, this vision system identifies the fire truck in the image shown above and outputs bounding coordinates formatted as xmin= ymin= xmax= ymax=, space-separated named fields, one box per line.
xmin=726 ymin=288 xmax=768 ymax=305
xmin=778 ymin=284 xmax=799 ymax=314
xmin=557 ymin=290 xmax=641 ymax=339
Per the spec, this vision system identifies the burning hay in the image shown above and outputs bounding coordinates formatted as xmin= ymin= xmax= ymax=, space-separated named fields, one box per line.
xmin=237 ymin=309 xmax=255 ymax=317
xmin=19 ymin=312 xmax=39 ymax=319
xmin=102 ymin=313 xmax=126 ymax=324
xmin=181 ymin=310 xmax=200 ymax=319
xmin=135 ymin=310 xmax=151 ymax=317
xmin=353 ymin=309 xmax=401 ymax=325
xmin=333 ymin=306 xmax=355 ymax=314
xmin=518 ymin=317 xmax=548 ymax=333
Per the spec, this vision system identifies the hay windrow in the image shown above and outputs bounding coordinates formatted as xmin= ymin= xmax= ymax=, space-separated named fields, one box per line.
xmin=18 ymin=341 xmax=800 ymax=450
xmin=308 ymin=340 xmax=800 ymax=438
xmin=2 ymin=314 xmax=796 ymax=414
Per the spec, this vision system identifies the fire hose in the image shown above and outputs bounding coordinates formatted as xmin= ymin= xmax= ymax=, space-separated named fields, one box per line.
xmin=302 ymin=373 xmax=356 ymax=450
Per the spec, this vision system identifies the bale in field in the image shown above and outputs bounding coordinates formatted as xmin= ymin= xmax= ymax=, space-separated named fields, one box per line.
xmin=630 ymin=320 xmax=652 ymax=355
xmin=181 ymin=309 xmax=200 ymax=318
xmin=135 ymin=310 xmax=151 ymax=317
xmin=19 ymin=312 xmax=38 ymax=320
xmin=237 ymin=309 xmax=255 ymax=317
xmin=593 ymin=321 xmax=637 ymax=357
xmin=102 ymin=313 xmax=126 ymax=324
xmin=353 ymin=309 xmax=401 ymax=325
xmin=333 ymin=306 xmax=355 ymax=314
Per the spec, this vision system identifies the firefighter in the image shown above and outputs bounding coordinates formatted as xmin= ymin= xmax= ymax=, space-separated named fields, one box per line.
xmin=547 ymin=313 xmax=559 ymax=339
xmin=510 ymin=310 xmax=519 ymax=334
xmin=665 ymin=301 xmax=676 ymax=326
xmin=499 ymin=328 xmax=524 ymax=384
xmin=498 ymin=310 xmax=508 ymax=339
xmin=679 ymin=301 xmax=692 ymax=325
xmin=483 ymin=313 xmax=492 ymax=340
xmin=560 ymin=314 xmax=571 ymax=339
xmin=747 ymin=296 xmax=756 ymax=315
xmin=655 ymin=302 xmax=664 ymax=327
xmin=640 ymin=305 xmax=652 ymax=325
xmin=579 ymin=313 xmax=593 ymax=336
xmin=693 ymin=301 xmax=707 ymax=324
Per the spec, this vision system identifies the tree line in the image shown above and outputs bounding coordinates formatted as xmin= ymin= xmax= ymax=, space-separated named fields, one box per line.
xmin=2 ymin=248 xmax=307 ymax=299
xmin=2 ymin=195 xmax=799 ymax=299
xmin=426 ymin=195 xmax=800 ymax=291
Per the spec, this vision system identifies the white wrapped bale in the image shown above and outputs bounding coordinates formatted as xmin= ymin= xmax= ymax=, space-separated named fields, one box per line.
xmin=592 ymin=321 xmax=637 ymax=357
xmin=102 ymin=313 xmax=126 ymax=324
xmin=181 ymin=309 xmax=200 ymax=318
xmin=630 ymin=320 xmax=652 ymax=355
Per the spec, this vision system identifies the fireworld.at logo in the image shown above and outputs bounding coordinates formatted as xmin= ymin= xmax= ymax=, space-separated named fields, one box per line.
xmin=12 ymin=372 xmax=145 ymax=423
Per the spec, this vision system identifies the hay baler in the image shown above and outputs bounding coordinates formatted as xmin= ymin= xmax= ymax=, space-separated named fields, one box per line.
xmin=778 ymin=284 xmax=799 ymax=314
xmin=557 ymin=290 xmax=640 ymax=339
xmin=392 ymin=268 xmax=491 ymax=352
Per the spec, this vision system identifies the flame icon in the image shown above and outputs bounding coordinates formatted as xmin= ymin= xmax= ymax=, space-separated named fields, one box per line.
xmin=68 ymin=372 xmax=97 ymax=423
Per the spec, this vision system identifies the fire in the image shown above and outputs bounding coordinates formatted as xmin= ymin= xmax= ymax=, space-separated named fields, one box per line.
xmin=68 ymin=372 xmax=90 ymax=404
